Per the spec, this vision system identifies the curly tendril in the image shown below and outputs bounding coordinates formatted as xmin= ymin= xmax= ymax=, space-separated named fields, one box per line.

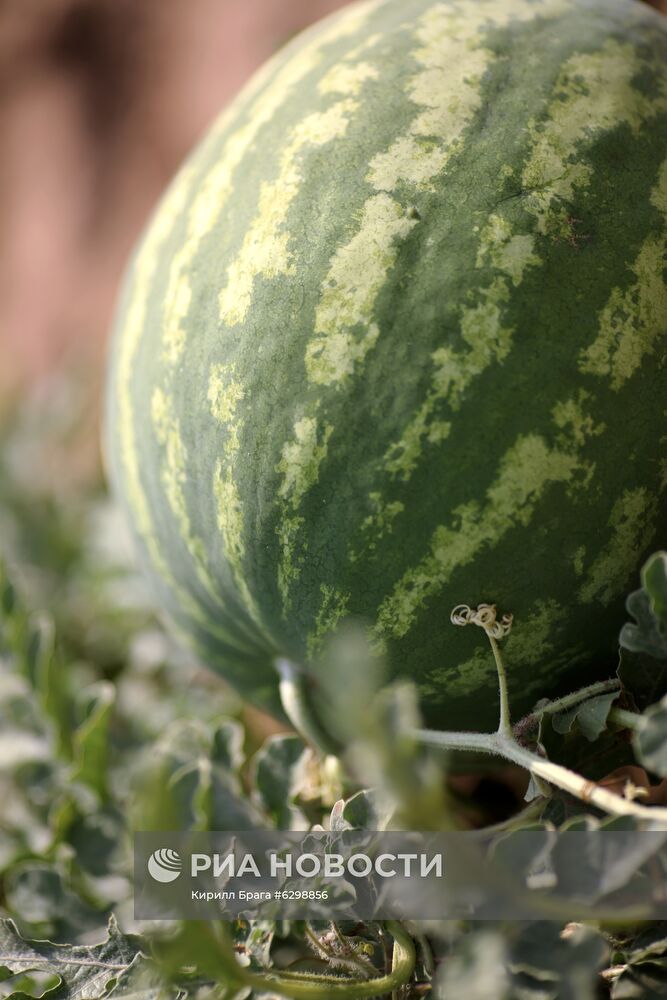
xmin=450 ymin=603 xmax=513 ymax=639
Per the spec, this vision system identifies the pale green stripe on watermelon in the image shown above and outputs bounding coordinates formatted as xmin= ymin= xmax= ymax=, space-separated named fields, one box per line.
xmin=335 ymin=20 xmax=667 ymax=593
xmin=275 ymin=416 xmax=334 ymax=606
xmin=208 ymin=363 xmax=265 ymax=627
xmin=110 ymin=62 xmax=294 ymax=662
xmin=376 ymin=216 xmax=537 ymax=484
xmin=367 ymin=0 xmax=570 ymax=193
xmin=551 ymin=389 xmax=606 ymax=450
xmin=521 ymin=39 xmax=667 ymax=236
xmin=374 ymin=399 xmax=600 ymax=642
xmin=305 ymin=194 xmax=419 ymax=386
xmin=281 ymin=0 xmax=573 ymax=609
xmin=158 ymin=92 xmax=273 ymax=367
xmin=154 ymin=34 xmax=307 ymax=370
xmin=216 ymin=34 xmax=386 ymax=329
xmin=114 ymin=163 xmax=195 ymax=587
xmin=113 ymin=173 xmax=272 ymax=660
xmin=107 ymin=0 xmax=667 ymax=729
xmin=357 ymin=29 xmax=667 ymax=533
xmin=117 ymin=155 xmax=273 ymax=655
xmin=161 ymin=0 xmax=378 ymax=364
xmin=143 ymin=0 xmax=382 ymax=645
xmin=580 ymin=156 xmax=667 ymax=388
xmin=150 ymin=385 xmax=232 ymax=612
xmin=277 ymin=191 xmax=419 ymax=609
xmin=217 ymin=94 xmax=364 ymax=328
xmin=577 ymin=488 xmax=660 ymax=604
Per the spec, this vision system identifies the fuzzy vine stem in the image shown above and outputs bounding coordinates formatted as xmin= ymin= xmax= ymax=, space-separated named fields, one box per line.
xmin=528 ymin=677 xmax=621 ymax=719
xmin=490 ymin=632 xmax=512 ymax=737
xmin=218 ymin=920 xmax=416 ymax=999
xmin=303 ymin=924 xmax=376 ymax=980
xmin=609 ymin=706 xmax=643 ymax=732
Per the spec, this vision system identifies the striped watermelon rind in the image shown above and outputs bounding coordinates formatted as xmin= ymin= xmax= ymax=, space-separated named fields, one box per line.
xmin=106 ymin=0 xmax=667 ymax=731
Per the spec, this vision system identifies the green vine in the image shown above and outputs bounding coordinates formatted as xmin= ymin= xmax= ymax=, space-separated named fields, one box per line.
xmin=213 ymin=920 xmax=416 ymax=999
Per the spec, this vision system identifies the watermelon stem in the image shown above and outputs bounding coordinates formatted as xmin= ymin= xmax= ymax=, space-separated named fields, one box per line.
xmin=276 ymin=657 xmax=343 ymax=757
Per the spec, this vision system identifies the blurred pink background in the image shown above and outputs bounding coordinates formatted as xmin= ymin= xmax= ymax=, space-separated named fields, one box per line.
xmin=0 ymin=0 xmax=345 ymax=406
xmin=1 ymin=0 xmax=665 ymax=413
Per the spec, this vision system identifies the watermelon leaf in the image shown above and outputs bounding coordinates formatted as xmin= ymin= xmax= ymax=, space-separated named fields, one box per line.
xmin=620 ymin=553 xmax=667 ymax=660
xmin=611 ymin=925 xmax=667 ymax=1000
xmin=552 ymin=690 xmax=620 ymax=742
xmin=253 ymin=734 xmax=308 ymax=829
xmin=611 ymin=956 xmax=667 ymax=999
xmin=508 ymin=923 xmax=609 ymax=1000
xmin=330 ymin=788 xmax=395 ymax=831
xmin=0 ymin=916 xmax=144 ymax=999
xmin=435 ymin=923 xmax=609 ymax=1000
xmin=3 ymin=865 xmax=107 ymax=945
xmin=618 ymin=648 xmax=667 ymax=714
xmin=0 ymin=968 xmax=61 ymax=1000
xmin=70 ymin=681 xmax=115 ymax=800
xmin=634 ymin=696 xmax=667 ymax=778
xmin=644 ymin=553 xmax=667 ymax=633
xmin=434 ymin=931 xmax=508 ymax=999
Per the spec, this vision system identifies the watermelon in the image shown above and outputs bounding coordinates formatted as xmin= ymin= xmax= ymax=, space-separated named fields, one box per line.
xmin=106 ymin=0 xmax=667 ymax=732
